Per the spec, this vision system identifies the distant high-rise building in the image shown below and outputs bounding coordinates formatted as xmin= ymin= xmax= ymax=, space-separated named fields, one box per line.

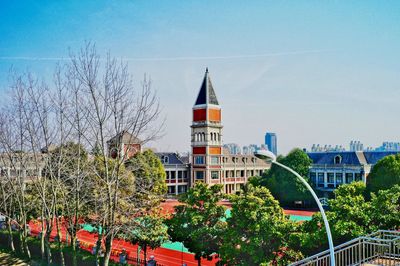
xmin=311 ymin=144 xmax=345 ymax=152
xmin=260 ymin=144 xmax=267 ymax=150
xmin=375 ymin=142 xmax=400 ymax=151
xmin=265 ymin=132 xmax=277 ymax=155
xmin=223 ymin=143 xmax=241 ymax=155
xmin=249 ymin=144 xmax=258 ymax=153
xmin=350 ymin=140 xmax=364 ymax=151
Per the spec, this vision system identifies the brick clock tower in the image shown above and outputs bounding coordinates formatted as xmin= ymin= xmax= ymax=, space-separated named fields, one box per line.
xmin=191 ymin=69 xmax=223 ymax=186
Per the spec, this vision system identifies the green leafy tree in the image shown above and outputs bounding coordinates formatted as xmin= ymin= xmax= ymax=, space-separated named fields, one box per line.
xmin=127 ymin=150 xmax=167 ymax=208
xmin=367 ymin=154 xmax=400 ymax=193
xmin=167 ymin=183 xmax=226 ymax=266
xmin=370 ymin=185 xmax=400 ymax=230
xmin=220 ymin=185 xmax=302 ymax=265
xmin=126 ymin=213 xmax=169 ymax=264
xmin=262 ymin=148 xmax=313 ymax=207
xmin=91 ymin=156 xmax=135 ymax=222
xmin=42 ymin=142 xmax=88 ymax=179
xmin=329 ymin=181 xmax=373 ymax=241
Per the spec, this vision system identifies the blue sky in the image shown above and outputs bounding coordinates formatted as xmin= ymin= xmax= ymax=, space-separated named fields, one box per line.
xmin=1 ymin=1 xmax=399 ymax=154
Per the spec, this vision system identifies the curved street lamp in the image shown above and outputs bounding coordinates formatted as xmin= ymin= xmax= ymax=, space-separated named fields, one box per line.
xmin=255 ymin=149 xmax=335 ymax=266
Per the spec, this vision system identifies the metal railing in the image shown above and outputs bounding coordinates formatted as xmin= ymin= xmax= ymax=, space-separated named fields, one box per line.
xmin=290 ymin=230 xmax=400 ymax=266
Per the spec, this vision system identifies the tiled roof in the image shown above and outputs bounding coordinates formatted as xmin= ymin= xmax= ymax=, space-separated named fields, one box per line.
xmin=307 ymin=151 xmax=400 ymax=165
xmin=194 ymin=68 xmax=219 ymax=106
xmin=155 ymin=152 xmax=188 ymax=165
xmin=107 ymin=131 xmax=141 ymax=144
xmin=307 ymin=151 xmax=361 ymax=165
xmin=363 ymin=151 xmax=399 ymax=164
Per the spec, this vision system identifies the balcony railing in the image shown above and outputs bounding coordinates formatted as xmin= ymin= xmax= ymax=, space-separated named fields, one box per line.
xmin=290 ymin=230 xmax=400 ymax=266
xmin=224 ymin=177 xmax=245 ymax=183
xmin=166 ymin=178 xmax=188 ymax=184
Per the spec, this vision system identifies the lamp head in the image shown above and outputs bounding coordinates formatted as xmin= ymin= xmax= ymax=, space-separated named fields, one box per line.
xmin=255 ymin=149 xmax=276 ymax=162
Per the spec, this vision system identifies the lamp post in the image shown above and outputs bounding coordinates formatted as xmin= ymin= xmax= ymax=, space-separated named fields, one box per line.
xmin=255 ymin=149 xmax=335 ymax=266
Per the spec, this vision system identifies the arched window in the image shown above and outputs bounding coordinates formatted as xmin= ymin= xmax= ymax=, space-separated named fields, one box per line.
xmin=202 ymin=133 xmax=206 ymax=142
xmin=334 ymin=155 xmax=342 ymax=164
xmin=164 ymin=156 xmax=169 ymax=164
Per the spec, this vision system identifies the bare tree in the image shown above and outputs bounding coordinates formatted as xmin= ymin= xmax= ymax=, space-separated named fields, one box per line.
xmin=0 ymin=42 xmax=164 ymax=266
xmin=52 ymin=63 xmax=93 ymax=266
xmin=1 ymin=70 xmax=66 ymax=264
xmin=0 ymin=72 xmax=43 ymax=259
xmin=67 ymin=42 xmax=163 ymax=266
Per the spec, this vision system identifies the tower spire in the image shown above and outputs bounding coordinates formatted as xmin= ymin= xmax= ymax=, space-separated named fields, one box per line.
xmin=194 ymin=68 xmax=219 ymax=106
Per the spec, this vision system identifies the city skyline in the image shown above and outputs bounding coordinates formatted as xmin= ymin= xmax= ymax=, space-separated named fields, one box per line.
xmin=1 ymin=1 xmax=400 ymax=154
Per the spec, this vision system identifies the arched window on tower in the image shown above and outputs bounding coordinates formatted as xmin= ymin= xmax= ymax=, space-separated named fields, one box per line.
xmin=202 ymin=133 xmax=206 ymax=142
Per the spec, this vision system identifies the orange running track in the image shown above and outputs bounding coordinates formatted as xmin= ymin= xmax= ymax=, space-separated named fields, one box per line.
xmin=28 ymin=219 xmax=218 ymax=266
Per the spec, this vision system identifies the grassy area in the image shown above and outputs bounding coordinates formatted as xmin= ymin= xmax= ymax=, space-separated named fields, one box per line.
xmin=0 ymin=251 xmax=30 ymax=266
xmin=0 ymin=231 xmax=122 ymax=266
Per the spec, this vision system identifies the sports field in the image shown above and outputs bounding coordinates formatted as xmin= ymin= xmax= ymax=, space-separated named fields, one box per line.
xmin=27 ymin=200 xmax=314 ymax=266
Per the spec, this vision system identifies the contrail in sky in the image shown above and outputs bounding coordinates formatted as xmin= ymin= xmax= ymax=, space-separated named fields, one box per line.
xmin=0 ymin=57 xmax=67 ymax=61
xmin=0 ymin=49 xmax=332 ymax=62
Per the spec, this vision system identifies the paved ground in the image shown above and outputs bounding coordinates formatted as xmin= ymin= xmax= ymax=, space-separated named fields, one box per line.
xmin=0 ymin=252 xmax=29 ymax=266
xmin=362 ymin=258 xmax=400 ymax=265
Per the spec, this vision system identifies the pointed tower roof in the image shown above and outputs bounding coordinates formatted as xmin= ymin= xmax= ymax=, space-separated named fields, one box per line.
xmin=194 ymin=68 xmax=219 ymax=106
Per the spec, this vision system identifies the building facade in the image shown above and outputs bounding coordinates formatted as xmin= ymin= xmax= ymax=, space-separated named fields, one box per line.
xmin=307 ymin=151 xmax=400 ymax=196
xmin=156 ymin=152 xmax=190 ymax=196
xmin=191 ymin=69 xmax=270 ymax=194
xmin=107 ymin=131 xmax=142 ymax=159
xmin=0 ymin=153 xmax=45 ymax=180
xmin=265 ymin=132 xmax=277 ymax=156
